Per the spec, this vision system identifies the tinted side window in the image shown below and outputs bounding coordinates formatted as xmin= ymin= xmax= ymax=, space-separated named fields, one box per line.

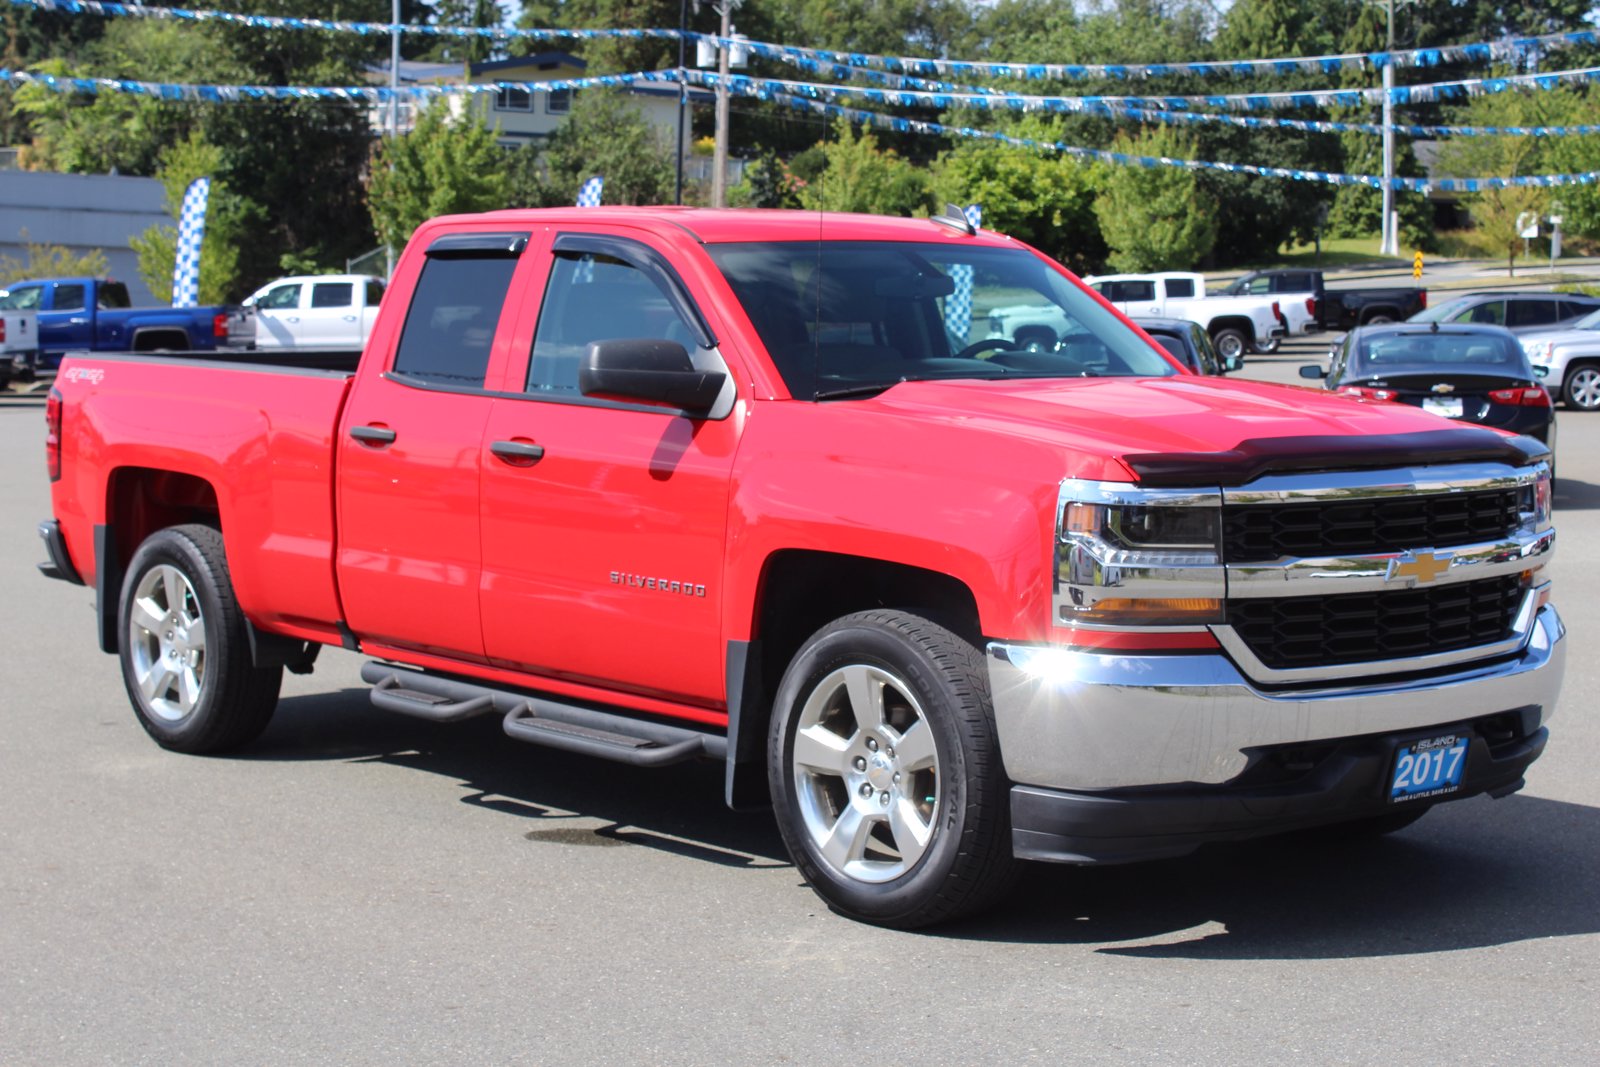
xmin=1508 ymin=299 xmax=1558 ymax=327
xmin=527 ymin=252 xmax=697 ymax=394
xmin=1104 ymin=280 xmax=1155 ymax=302
xmin=1463 ymin=300 xmax=1505 ymax=325
xmin=365 ymin=279 xmax=385 ymax=305
xmin=54 ymin=284 xmax=87 ymax=311
xmin=392 ymin=257 xmax=517 ymax=387
xmin=98 ymin=282 xmax=131 ymax=309
xmin=311 ymin=282 xmax=354 ymax=309
xmin=1165 ymin=278 xmax=1196 ymax=298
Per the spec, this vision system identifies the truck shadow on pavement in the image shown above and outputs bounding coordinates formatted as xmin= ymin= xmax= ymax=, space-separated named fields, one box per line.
xmin=253 ymin=688 xmax=1597 ymax=955
xmin=1554 ymin=476 xmax=1600 ymax=512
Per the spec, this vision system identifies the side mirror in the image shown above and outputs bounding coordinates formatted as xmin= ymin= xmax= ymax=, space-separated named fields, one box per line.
xmin=1223 ymin=355 xmax=1243 ymax=373
xmin=579 ymin=338 xmax=725 ymax=414
xmin=1299 ymin=364 xmax=1328 ymax=379
xmin=1533 ymin=364 xmax=1550 ymax=380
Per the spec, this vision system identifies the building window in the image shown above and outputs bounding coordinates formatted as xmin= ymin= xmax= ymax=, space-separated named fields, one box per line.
xmin=546 ymin=88 xmax=571 ymax=115
xmin=495 ymin=86 xmax=532 ymax=112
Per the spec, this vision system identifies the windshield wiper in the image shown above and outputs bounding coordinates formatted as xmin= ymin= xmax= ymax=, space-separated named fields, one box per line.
xmin=813 ymin=380 xmax=902 ymax=401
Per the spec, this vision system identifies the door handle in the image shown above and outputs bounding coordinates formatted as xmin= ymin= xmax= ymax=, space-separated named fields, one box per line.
xmin=68 ymin=317 xmax=90 ymax=325
xmin=490 ymin=439 xmax=545 ymax=466
xmin=343 ymin=315 xmax=357 ymax=322
xmin=350 ymin=425 xmax=397 ymax=445
xmin=287 ymin=316 xmax=300 ymax=323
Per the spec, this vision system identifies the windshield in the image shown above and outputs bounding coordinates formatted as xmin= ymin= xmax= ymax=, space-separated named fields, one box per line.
xmin=1571 ymin=308 xmax=1600 ymax=331
xmin=0 ymin=286 xmax=41 ymax=310
xmin=1347 ymin=331 xmax=1535 ymax=380
xmin=707 ymin=241 xmax=1176 ymax=400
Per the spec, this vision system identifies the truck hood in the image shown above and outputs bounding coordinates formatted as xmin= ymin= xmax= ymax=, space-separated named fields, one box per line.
xmin=868 ymin=375 xmax=1535 ymax=481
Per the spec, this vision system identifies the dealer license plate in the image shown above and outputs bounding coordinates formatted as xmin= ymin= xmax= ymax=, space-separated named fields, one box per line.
xmin=1389 ymin=734 xmax=1469 ymax=804
xmin=1422 ymin=397 xmax=1464 ymax=418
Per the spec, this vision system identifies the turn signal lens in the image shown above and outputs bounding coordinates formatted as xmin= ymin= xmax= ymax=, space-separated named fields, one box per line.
xmin=1487 ymin=387 xmax=1551 ymax=407
xmin=1068 ymin=597 xmax=1223 ymax=625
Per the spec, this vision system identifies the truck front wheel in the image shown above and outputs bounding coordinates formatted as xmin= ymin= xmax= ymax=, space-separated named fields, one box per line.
xmin=118 ymin=524 xmax=282 ymax=753
xmin=1212 ymin=328 xmax=1249 ymax=361
xmin=1562 ymin=363 xmax=1600 ymax=411
xmin=768 ymin=610 xmax=1019 ymax=928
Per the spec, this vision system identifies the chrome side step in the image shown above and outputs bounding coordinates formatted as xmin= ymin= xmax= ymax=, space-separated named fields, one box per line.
xmin=360 ymin=662 xmax=726 ymax=767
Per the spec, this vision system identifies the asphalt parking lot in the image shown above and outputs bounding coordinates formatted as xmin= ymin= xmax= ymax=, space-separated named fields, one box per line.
xmin=2 ymin=352 xmax=1596 ymax=1064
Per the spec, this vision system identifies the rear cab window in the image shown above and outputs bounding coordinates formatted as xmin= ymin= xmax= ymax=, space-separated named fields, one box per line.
xmin=311 ymin=282 xmax=354 ymax=309
xmin=392 ymin=245 xmax=522 ymax=388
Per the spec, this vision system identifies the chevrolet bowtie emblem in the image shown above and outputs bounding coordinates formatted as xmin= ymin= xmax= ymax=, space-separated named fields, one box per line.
xmin=1431 ymin=383 xmax=1456 ymax=394
xmin=1388 ymin=551 xmax=1452 ymax=584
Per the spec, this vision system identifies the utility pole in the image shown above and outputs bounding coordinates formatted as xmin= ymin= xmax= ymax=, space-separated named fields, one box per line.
xmin=710 ymin=0 xmax=734 ymax=208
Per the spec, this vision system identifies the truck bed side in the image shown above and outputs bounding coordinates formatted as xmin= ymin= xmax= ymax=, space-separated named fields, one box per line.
xmin=51 ymin=354 xmax=355 ymax=648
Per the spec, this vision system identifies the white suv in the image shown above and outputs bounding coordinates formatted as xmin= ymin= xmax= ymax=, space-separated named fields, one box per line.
xmin=1522 ymin=308 xmax=1600 ymax=410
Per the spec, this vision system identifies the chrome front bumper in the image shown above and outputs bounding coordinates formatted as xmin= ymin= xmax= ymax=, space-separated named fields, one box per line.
xmin=986 ymin=604 xmax=1565 ymax=791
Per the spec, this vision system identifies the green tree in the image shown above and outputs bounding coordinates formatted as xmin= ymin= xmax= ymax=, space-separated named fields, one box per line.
xmin=0 ymin=231 xmax=110 ymax=285
xmin=728 ymin=150 xmax=804 ymax=208
xmin=129 ymin=133 xmax=249 ymax=304
xmin=541 ymin=89 xmax=679 ymax=206
xmin=933 ymin=123 xmax=1105 ymax=273
xmin=1092 ymin=127 xmax=1218 ymax=272
xmin=796 ymin=119 xmax=936 ymax=217
xmin=367 ymin=102 xmax=513 ymax=250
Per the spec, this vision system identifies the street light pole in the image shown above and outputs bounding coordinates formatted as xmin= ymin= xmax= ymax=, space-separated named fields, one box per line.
xmin=386 ymin=0 xmax=400 ymax=280
xmin=1380 ymin=0 xmax=1397 ymax=257
xmin=710 ymin=0 xmax=732 ymax=208
xmin=675 ymin=0 xmax=687 ymax=205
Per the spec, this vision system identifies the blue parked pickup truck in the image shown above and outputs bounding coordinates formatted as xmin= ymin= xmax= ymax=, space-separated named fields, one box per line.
xmin=0 ymin=277 xmax=254 ymax=372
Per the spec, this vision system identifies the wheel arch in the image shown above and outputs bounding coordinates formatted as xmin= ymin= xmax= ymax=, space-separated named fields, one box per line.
xmin=97 ymin=466 xmax=222 ymax=653
xmin=1208 ymin=316 xmax=1256 ymax=343
xmin=130 ymin=326 xmax=193 ymax=352
xmin=723 ymin=549 xmax=983 ymax=810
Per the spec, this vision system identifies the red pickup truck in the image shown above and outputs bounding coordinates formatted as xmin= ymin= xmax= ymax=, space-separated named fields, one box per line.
xmin=39 ymin=207 xmax=1565 ymax=928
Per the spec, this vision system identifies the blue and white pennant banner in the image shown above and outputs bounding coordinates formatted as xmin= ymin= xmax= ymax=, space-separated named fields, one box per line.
xmin=171 ymin=176 xmax=209 ymax=309
xmin=14 ymin=1 xmax=1599 ymax=81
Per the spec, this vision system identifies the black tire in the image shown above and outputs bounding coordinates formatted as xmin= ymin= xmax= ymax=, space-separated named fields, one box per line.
xmin=1364 ymin=313 xmax=1396 ymax=326
xmin=1212 ymin=328 xmax=1249 ymax=362
xmin=118 ymin=524 xmax=282 ymax=753
xmin=768 ymin=610 xmax=1020 ymax=928
xmin=1252 ymin=337 xmax=1282 ymax=355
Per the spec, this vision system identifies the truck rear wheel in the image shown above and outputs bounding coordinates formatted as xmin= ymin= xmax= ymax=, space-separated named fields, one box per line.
xmin=768 ymin=610 xmax=1019 ymax=928
xmin=118 ymin=524 xmax=281 ymax=753
xmin=1562 ymin=364 xmax=1600 ymax=411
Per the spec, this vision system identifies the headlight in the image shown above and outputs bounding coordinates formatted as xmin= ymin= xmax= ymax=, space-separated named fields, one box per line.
xmin=1056 ymin=481 xmax=1225 ymax=627
xmin=1522 ymin=340 xmax=1551 ymax=363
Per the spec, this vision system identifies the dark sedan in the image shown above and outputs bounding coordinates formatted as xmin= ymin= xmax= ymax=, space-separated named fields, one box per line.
xmin=1131 ymin=316 xmax=1240 ymax=375
xmin=1300 ymin=323 xmax=1556 ymax=452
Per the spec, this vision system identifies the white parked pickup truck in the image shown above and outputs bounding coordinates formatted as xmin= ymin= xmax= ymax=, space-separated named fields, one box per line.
xmin=1083 ymin=272 xmax=1288 ymax=361
xmin=244 ymin=274 xmax=385 ymax=350
xmin=0 ymin=291 xmax=41 ymax=387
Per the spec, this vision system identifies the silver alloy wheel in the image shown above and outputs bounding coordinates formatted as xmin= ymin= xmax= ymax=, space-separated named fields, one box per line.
xmin=127 ymin=563 xmax=207 ymax=722
xmin=791 ymin=664 xmax=941 ymax=884
xmin=1567 ymin=366 xmax=1600 ymax=410
xmin=1215 ymin=332 xmax=1245 ymax=360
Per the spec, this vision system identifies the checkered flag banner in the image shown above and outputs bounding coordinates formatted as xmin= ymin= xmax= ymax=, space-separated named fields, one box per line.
xmin=943 ymin=204 xmax=982 ymax=340
xmin=576 ymin=175 xmax=604 ymax=207
xmin=171 ymin=176 xmax=210 ymax=308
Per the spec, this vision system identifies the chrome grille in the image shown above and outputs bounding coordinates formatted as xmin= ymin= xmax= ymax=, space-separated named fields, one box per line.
xmin=1222 ymin=488 xmax=1521 ymax=563
xmin=1225 ymin=575 xmax=1524 ymax=671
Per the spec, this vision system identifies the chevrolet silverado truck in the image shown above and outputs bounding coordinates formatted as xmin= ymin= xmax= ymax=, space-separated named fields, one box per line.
xmin=1081 ymin=272 xmax=1289 ymax=361
xmin=38 ymin=207 xmax=1565 ymax=928
xmin=0 ymin=276 xmax=253 ymax=371
xmin=0 ymin=301 xmax=39 ymax=387
xmin=1222 ymin=269 xmax=1428 ymax=333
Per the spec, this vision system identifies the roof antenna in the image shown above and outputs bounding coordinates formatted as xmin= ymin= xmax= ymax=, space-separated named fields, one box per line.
xmin=931 ymin=203 xmax=976 ymax=236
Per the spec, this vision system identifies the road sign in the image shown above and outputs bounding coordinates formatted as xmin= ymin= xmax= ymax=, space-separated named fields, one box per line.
xmin=1413 ymin=251 xmax=1423 ymax=279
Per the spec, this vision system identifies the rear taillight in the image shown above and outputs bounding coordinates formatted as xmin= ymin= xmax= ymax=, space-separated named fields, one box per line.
xmin=1306 ymin=297 xmax=1316 ymax=317
xmin=1271 ymin=300 xmax=1282 ymax=320
xmin=1339 ymin=385 xmax=1397 ymax=401
xmin=0 ymin=318 xmax=6 ymax=343
xmin=1488 ymin=387 xmax=1551 ymax=407
xmin=45 ymin=386 xmax=62 ymax=482
xmin=213 ymin=312 xmax=229 ymax=338
xmin=1419 ymin=291 xmax=1427 ymax=309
